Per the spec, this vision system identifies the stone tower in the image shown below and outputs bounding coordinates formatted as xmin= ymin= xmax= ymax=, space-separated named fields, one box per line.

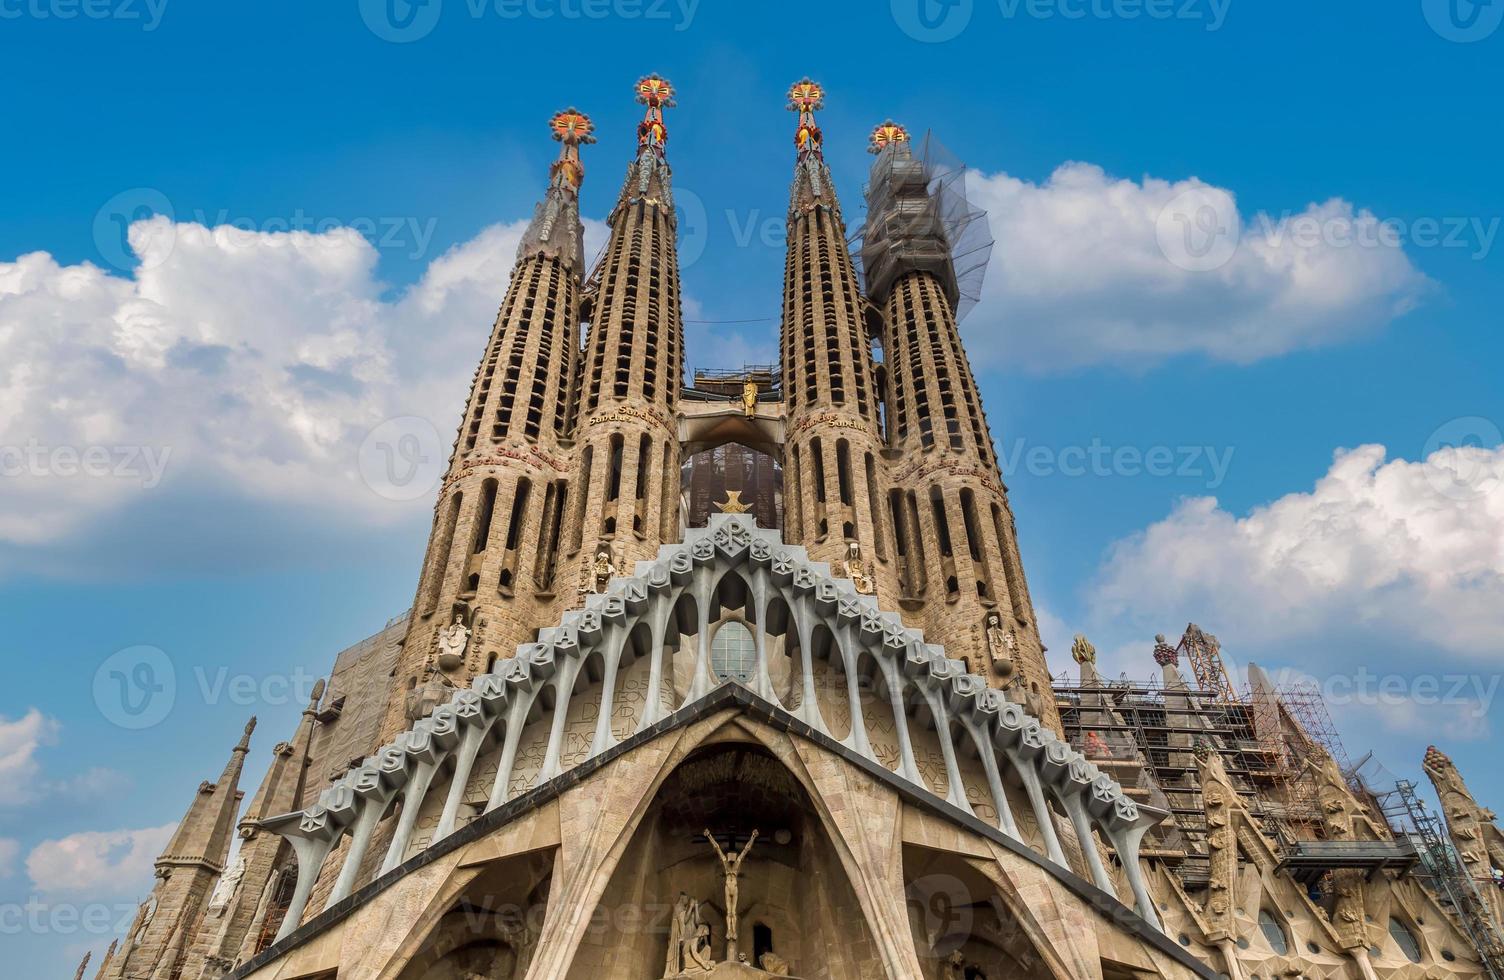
xmin=383 ymin=108 xmax=597 ymax=739
xmin=1425 ymin=745 xmax=1504 ymax=928
xmin=566 ymin=74 xmax=686 ymax=596
xmin=861 ymin=122 xmax=1056 ymax=729
xmin=178 ymin=684 xmax=324 ymax=978
xmin=777 ymin=80 xmax=894 ymax=607
xmin=99 ymin=720 xmax=254 ymax=980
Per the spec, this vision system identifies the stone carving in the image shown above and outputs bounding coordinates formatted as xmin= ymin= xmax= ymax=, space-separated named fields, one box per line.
xmin=742 ymin=381 xmax=758 ymax=417
xmin=206 ymin=854 xmax=246 ymax=917
xmin=404 ymin=666 xmax=456 ymax=722
xmin=759 ymin=951 xmax=791 ymax=975
xmin=985 ymin=612 xmax=1014 ymax=677
xmin=718 ymin=491 xmax=751 ymax=514
xmin=591 ymin=543 xmax=620 ymax=593
xmin=705 ymin=828 xmax=758 ymax=961
xmin=840 ymin=541 xmax=874 ymax=595
xmin=664 ymin=892 xmax=715 ymax=975
xmin=436 ymin=614 xmax=471 ymax=671
xmin=1070 ymin=634 xmax=1096 ymax=666
xmin=261 ymin=516 xmax=1168 ymax=947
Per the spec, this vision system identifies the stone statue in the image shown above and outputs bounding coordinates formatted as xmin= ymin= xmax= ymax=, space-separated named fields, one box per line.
xmin=742 ymin=380 xmax=758 ymax=417
xmin=985 ymin=612 xmax=1014 ymax=676
xmin=591 ymin=543 xmax=619 ymax=593
xmin=436 ymin=614 xmax=471 ymax=671
xmin=705 ymin=828 xmax=758 ymax=961
xmin=843 ymin=541 xmax=874 ymax=594
xmin=685 ymin=920 xmax=714 ymax=972
xmin=664 ymin=892 xmax=693 ymax=976
xmin=206 ymin=854 xmax=246 ymax=917
xmin=1071 ymin=634 xmax=1096 ymax=666
xmin=759 ymin=951 xmax=791 ymax=975
xmin=663 ymin=892 xmax=716 ymax=976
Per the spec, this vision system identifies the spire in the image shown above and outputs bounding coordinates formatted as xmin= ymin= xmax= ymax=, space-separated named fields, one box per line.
xmin=787 ymin=78 xmax=832 ymax=208
xmin=72 ymin=951 xmax=90 ymax=980
xmin=156 ymin=718 xmax=255 ymax=876
xmin=618 ymin=73 xmax=675 ymax=209
xmin=93 ymin=940 xmax=117 ymax=980
xmin=240 ymin=681 xmax=324 ymax=835
xmin=519 ymin=108 xmax=595 ymax=271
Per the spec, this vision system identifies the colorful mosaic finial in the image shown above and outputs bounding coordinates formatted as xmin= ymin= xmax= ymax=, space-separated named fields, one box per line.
xmin=787 ymin=78 xmax=825 ymax=160
xmin=548 ymin=108 xmax=595 ymax=193
xmin=868 ymin=120 xmax=910 ymax=154
xmin=1152 ymin=633 xmax=1179 ymax=668
xmin=635 ymin=74 xmax=675 ymax=158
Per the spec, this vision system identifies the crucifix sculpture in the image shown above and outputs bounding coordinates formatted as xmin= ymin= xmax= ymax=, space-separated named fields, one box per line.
xmin=704 ymin=828 xmax=759 ymax=961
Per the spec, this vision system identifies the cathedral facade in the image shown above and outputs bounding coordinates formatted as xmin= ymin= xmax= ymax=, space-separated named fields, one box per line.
xmin=88 ymin=78 xmax=1504 ymax=980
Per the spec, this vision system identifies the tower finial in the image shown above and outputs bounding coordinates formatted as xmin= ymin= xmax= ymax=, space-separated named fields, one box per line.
xmin=635 ymin=74 xmax=675 ymax=158
xmin=237 ymin=716 xmax=256 ymax=752
xmin=548 ymin=107 xmax=595 ymax=194
xmin=787 ymin=78 xmax=826 ymax=160
xmin=868 ymin=120 xmax=910 ymax=155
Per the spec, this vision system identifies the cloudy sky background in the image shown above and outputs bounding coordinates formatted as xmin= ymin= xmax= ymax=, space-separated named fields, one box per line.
xmin=2 ymin=1 xmax=1501 ymax=974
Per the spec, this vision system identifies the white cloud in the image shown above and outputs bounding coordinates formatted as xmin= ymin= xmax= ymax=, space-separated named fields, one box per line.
xmin=1092 ymin=442 xmax=1504 ymax=657
xmin=26 ymin=824 xmax=175 ymax=896
xmin=0 ymin=838 xmax=19 ymax=878
xmin=0 ymin=216 xmax=605 ymax=562
xmin=0 ymin=710 xmax=59 ymax=807
xmin=965 ymin=163 xmax=1432 ymax=370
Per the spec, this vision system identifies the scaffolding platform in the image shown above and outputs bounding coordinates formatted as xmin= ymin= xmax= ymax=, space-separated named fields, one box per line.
xmin=1275 ymin=838 xmax=1419 ymax=884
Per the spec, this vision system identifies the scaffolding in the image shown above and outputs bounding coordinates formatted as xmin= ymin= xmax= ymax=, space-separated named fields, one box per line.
xmin=1370 ymin=777 xmax=1504 ymax=979
xmin=852 ymin=130 xmax=994 ymax=322
xmin=1054 ymin=672 xmax=1277 ymax=882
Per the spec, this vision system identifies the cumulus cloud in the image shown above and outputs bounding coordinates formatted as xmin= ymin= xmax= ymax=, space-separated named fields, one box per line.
xmin=0 ymin=215 xmax=605 ymax=566
xmin=26 ymin=824 xmax=175 ymax=896
xmin=0 ymin=710 xmax=59 ymax=807
xmin=1092 ymin=442 xmax=1504 ymax=657
xmin=964 ymin=163 xmax=1432 ymax=370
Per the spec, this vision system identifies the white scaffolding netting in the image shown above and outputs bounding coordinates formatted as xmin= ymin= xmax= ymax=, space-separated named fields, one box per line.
xmin=851 ymin=131 xmax=994 ymax=323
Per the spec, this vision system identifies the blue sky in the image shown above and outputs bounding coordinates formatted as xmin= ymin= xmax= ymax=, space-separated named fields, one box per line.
xmin=2 ymin=1 xmax=1502 ymax=974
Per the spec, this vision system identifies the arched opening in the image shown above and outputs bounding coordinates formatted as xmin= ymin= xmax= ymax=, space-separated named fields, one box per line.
xmin=903 ymin=846 xmax=1053 ymax=979
xmin=569 ymin=744 xmax=881 ymax=979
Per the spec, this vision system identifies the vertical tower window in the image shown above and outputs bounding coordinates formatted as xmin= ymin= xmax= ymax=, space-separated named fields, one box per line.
xmin=471 ymin=479 xmax=498 ymax=554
